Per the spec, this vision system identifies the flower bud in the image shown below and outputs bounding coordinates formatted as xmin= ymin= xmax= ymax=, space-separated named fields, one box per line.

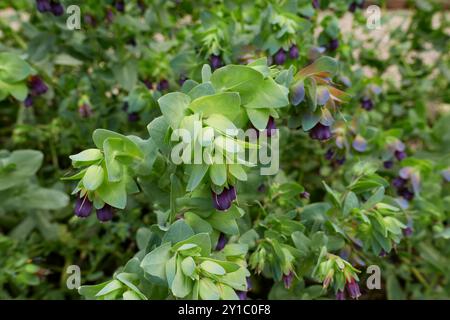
xmin=289 ymin=45 xmax=299 ymax=59
xmin=273 ymin=49 xmax=286 ymax=65
xmin=74 ymin=194 xmax=93 ymax=218
xmin=50 ymin=1 xmax=64 ymax=16
xmin=96 ymin=204 xmax=114 ymax=222
xmin=309 ymin=123 xmax=332 ymax=141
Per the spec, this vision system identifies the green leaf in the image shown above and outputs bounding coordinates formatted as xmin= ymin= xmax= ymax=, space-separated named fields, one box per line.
xmin=0 ymin=52 xmax=33 ymax=82
xmin=82 ymin=165 xmax=104 ymax=191
xmin=229 ymin=164 xmax=247 ymax=181
xmin=363 ymin=187 xmax=385 ymax=210
xmin=158 ymin=92 xmax=191 ymax=129
xmin=200 ymin=260 xmax=226 ymax=275
xmin=211 ymin=65 xmax=263 ymax=100
xmin=96 ymin=179 xmax=127 ymax=209
xmin=113 ymin=60 xmax=137 ymax=91
xmin=188 ymin=82 xmax=215 ymax=100
xmin=302 ymin=111 xmax=321 ymax=131
xmin=186 ymin=164 xmax=209 ymax=192
xmin=246 ymin=108 xmax=271 ymax=130
xmin=140 ymin=242 xmax=172 ymax=283
xmin=204 ymin=114 xmax=237 ymax=135
xmin=343 ymin=192 xmax=359 ymax=216
xmin=69 ymin=149 xmax=103 ymax=163
xmin=297 ymin=56 xmax=338 ymax=78
xmin=206 ymin=211 xmax=239 ymax=235
xmin=171 ymin=258 xmax=193 ymax=298
xmin=201 ymin=64 xmax=212 ymax=83
xmin=189 ymin=92 xmax=241 ymax=122
xmin=217 ymin=283 xmax=239 ymax=300
xmin=172 ymin=233 xmax=211 ymax=256
xmin=199 ymin=278 xmax=220 ymax=300
xmin=244 ymin=77 xmax=289 ymax=109
xmin=322 ymin=181 xmax=341 ymax=208
xmin=162 ymin=219 xmax=195 ymax=244
xmin=103 ymin=138 xmax=124 ymax=182
xmin=181 ymin=257 xmax=196 ymax=277
xmin=209 ymin=164 xmax=227 ymax=186
xmin=92 ymin=129 xmax=143 ymax=158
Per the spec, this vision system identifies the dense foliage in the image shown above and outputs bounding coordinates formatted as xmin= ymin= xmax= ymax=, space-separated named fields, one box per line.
xmin=0 ymin=0 xmax=449 ymax=300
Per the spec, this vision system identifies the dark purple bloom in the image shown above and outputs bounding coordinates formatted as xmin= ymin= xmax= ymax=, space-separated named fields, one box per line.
xmin=265 ymin=116 xmax=276 ymax=137
xmin=143 ymin=79 xmax=153 ymax=90
xmin=403 ymin=226 xmax=413 ymax=237
xmin=209 ymin=55 xmax=223 ymax=70
xmin=346 ymin=278 xmax=361 ymax=299
xmin=273 ymin=49 xmax=287 ymax=65
xmin=383 ymin=160 xmax=394 ymax=169
xmin=312 ymin=0 xmax=320 ymax=9
xmin=309 ymin=123 xmax=332 ymax=141
xmin=395 ymin=150 xmax=407 ymax=161
xmin=236 ymin=291 xmax=247 ymax=300
xmin=392 ymin=177 xmax=407 ymax=189
xmin=349 ymin=2 xmax=357 ymax=12
xmin=74 ymin=194 xmax=93 ymax=218
xmin=336 ymin=290 xmax=345 ymax=300
xmin=215 ymin=233 xmax=228 ymax=251
xmin=36 ymin=0 xmax=51 ymax=12
xmin=105 ymin=8 xmax=114 ymax=23
xmin=29 ymin=76 xmax=48 ymax=96
xmin=300 ymin=191 xmax=310 ymax=199
xmin=283 ymin=271 xmax=294 ymax=289
xmin=50 ymin=1 xmax=64 ymax=16
xmin=157 ymin=79 xmax=169 ymax=91
xmin=290 ymin=82 xmax=305 ymax=106
xmin=257 ymin=184 xmax=266 ymax=193
xmin=379 ymin=249 xmax=387 ymax=257
xmin=179 ymin=75 xmax=188 ymax=86
xmin=79 ymin=103 xmax=92 ymax=118
xmin=289 ymin=45 xmax=299 ymax=59
xmin=360 ymin=97 xmax=374 ymax=111
xmin=212 ymin=186 xmax=236 ymax=211
xmin=335 ymin=156 xmax=346 ymax=166
xmin=399 ymin=188 xmax=414 ymax=201
xmin=84 ymin=14 xmax=97 ymax=27
xmin=24 ymin=95 xmax=33 ymax=108
xmin=327 ymin=39 xmax=339 ymax=51
xmin=96 ymin=204 xmax=114 ymax=222
xmin=115 ymin=0 xmax=125 ymax=12
xmin=128 ymin=112 xmax=140 ymax=122
xmin=352 ymin=135 xmax=367 ymax=152
xmin=325 ymin=148 xmax=335 ymax=160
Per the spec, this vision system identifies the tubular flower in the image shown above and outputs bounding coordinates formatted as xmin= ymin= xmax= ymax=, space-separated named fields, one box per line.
xmin=273 ymin=48 xmax=287 ymax=65
xmin=309 ymin=123 xmax=332 ymax=141
xmin=96 ymin=204 xmax=114 ymax=222
xmin=74 ymin=194 xmax=93 ymax=218
xmin=289 ymin=45 xmax=299 ymax=59
xmin=212 ymin=186 xmax=236 ymax=211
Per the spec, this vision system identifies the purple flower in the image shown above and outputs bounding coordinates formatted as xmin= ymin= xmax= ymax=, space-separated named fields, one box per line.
xmin=349 ymin=2 xmax=357 ymax=12
xmin=309 ymin=123 xmax=332 ymax=141
xmin=336 ymin=290 xmax=345 ymax=300
xmin=273 ymin=49 xmax=287 ymax=65
xmin=352 ymin=135 xmax=367 ymax=152
xmin=379 ymin=249 xmax=387 ymax=257
xmin=327 ymin=39 xmax=339 ymax=51
xmin=36 ymin=0 xmax=51 ymax=12
xmin=346 ymin=278 xmax=361 ymax=299
xmin=79 ymin=103 xmax=93 ymax=118
xmin=29 ymin=76 xmax=48 ymax=96
xmin=96 ymin=204 xmax=114 ymax=222
xmin=74 ymin=194 xmax=93 ymax=218
xmin=212 ymin=186 xmax=236 ymax=211
xmin=403 ymin=226 xmax=413 ymax=237
xmin=441 ymin=168 xmax=450 ymax=182
xmin=143 ymin=79 xmax=153 ymax=90
xmin=157 ymin=79 xmax=169 ymax=91
xmin=179 ymin=75 xmax=188 ymax=86
xmin=257 ymin=184 xmax=266 ymax=193
xmin=325 ymin=148 xmax=335 ymax=160
xmin=105 ymin=8 xmax=114 ymax=23
xmin=24 ymin=95 xmax=33 ymax=108
xmin=312 ymin=0 xmax=320 ymax=9
xmin=383 ymin=160 xmax=394 ymax=169
xmin=398 ymin=188 xmax=414 ymax=201
xmin=289 ymin=45 xmax=299 ymax=59
xmin=283 ymin=271 xmax=294 ymax=289
xmin=215 ymin=233 xmax=228 ymax=251
xmin=265 ymin=116 xmax=276 ymax=137
xmin=335 ymin=156 xmax=346 ymax=166
xmin=360 ymin=97 xmax=374 ymax=111
xmin=84 ymin=14 xmax=97 ymax=27
xmin=209 ymin=55 xmax=223 ymax=70
xmin=50 ymin=1 xmax=64 ymax=16
xmin=300 ymin=191 xmax=310 ymax=199
xmin=290 ymin=82 xmax=305 ymax=106
xmin=395 ymin=150 xmax=407 ymax=161
xmin=128 ymin=112 xmax=140 ymax=122
xmin=392 ymin=177 xmax=407 ymax=189
xmin=115 ymin=0 xmax=125 ymax=12
xmin=236 ymin=291 xmax=247 ymax=300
